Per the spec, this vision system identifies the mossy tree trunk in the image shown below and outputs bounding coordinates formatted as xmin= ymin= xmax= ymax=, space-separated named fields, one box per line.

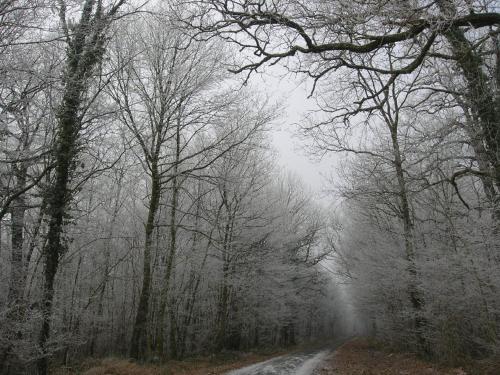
xmin=37 ymin=1 xmax=126 ymax=373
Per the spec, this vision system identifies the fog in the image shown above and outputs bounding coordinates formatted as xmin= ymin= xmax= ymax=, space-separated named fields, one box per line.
xmin=1 ymin=1 xmax=500 ymax=374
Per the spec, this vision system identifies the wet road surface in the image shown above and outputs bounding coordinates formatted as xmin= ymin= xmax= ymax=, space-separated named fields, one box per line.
xmin=225 ymin=350 xmax=330 ymax=375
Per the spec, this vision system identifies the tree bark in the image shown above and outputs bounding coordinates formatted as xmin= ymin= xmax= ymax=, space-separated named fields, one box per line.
xmin=37 ymin=73 xmax=83 ymax=375
xmin=389 ymin=121 xmax=427 ymax=350
xmin=8 ymin=164 xmax=27 ymax=306
xmin=130 ymin=164 xmax=160 ymax=360
xmin=90 ymin=171 xmax=123 ymax=356
xmin=36 ymin=0 xmax=125 ymax=370
xmin=216 ymin=195 xmax=235 ymax=351
xmin=437 ymin=0 xmax=500 ymax=213
xmin=1 ymin=165 xmax=27 ymax=374
xmin=157 ymin=116 xmax=182 ymax=359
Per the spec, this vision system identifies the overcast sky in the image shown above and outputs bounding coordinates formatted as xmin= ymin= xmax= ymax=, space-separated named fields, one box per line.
xmin=249 ymin=70 xmax=339 ymax=199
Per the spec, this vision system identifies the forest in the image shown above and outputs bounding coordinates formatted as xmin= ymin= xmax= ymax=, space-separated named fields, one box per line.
xmin=0 ymin=1 xmax=499 ymax=374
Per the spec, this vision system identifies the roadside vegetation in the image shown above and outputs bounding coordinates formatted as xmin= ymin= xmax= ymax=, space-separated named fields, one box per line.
xmin=52 ymin=351 xmax=286 ymax=375
xmin=318 ymin=338 xmax=500 ymax=375
xmin=52 ymin=344 xmax=332 ymax=375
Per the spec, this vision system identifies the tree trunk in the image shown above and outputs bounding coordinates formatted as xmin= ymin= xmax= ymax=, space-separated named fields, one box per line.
xmin=389 ymin=120 xmax=427 ymax=351
xmin=8 ymin=165 xmax=27 ymax=306
xmin=130 ymin=164 xmax=161 ymax=360
xmin=63 ymin=256 xmax=83 ymax=365
xmin=1 ymin=165 xmax=27 ymax=374
xmin=37 ymin=73 xmax=83 ymax=375
xmin=216 ymin=201 xmax=234 ymax=351
xmin=437 ymin=0 xmax=500 ymax=211
xmin=178 ymin=194 xmax=213 ymax=358
xmin=216 ymin=269 xmax=230 ymax=351
xmin=157 ymin=116 xmax=182 ymax=358
xmin=35 ymin=0 xmax=124 ymax=370
xmin=90 ymin=171 xmax=124 ymax=356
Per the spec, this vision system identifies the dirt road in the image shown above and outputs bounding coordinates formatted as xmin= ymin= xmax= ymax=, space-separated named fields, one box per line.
xmin=225 ymin=350 xmax=330 ymax=375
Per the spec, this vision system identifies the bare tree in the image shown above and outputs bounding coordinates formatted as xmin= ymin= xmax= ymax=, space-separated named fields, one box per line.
xmin=37 ymin=1 xmax=128 ymax=373
xmin=108 ymin=13 xmax=275 ymax=360
xmin=182 ymin=0 xmax=500 ymax=209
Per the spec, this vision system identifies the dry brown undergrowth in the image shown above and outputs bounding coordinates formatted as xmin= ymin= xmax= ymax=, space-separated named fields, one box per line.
xmin=53 ymin=339 xmax=500 ymax=375
xmin=52 ymin=351 xmax=286 ymax=375
xmin=315 ymin=338 xmax=499 ymax=375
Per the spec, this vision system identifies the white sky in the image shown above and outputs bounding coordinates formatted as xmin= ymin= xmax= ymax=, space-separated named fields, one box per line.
xmin=249 ymin=70 xmax=339 ymax=199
